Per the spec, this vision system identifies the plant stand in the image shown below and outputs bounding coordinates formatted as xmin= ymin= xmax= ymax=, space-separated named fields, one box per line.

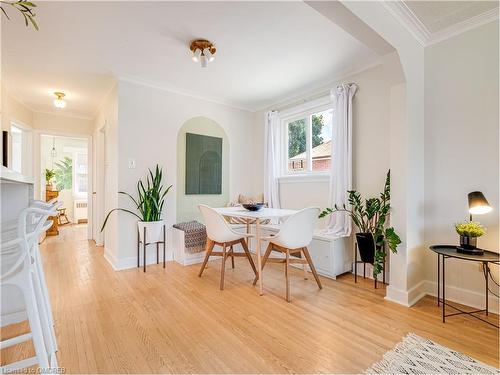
xmin=137 ymin=224 xmax=166 ymax=272
xmin=354 ymin=242 xmax=386 ymax=289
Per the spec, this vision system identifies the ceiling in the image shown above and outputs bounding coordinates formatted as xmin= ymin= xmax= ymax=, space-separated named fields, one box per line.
xmin=1 ymin=1 xmax=379 ymax=118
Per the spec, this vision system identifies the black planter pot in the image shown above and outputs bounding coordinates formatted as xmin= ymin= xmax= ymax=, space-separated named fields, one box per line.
xmin=459 ymin=235 xmax=477 ymax=249
xmin=355 ymin=233 xmax=375 ymax=264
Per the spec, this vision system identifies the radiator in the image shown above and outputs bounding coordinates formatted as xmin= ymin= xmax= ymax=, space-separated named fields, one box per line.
xmin=74 ymin=199 xmax=88 ymax=223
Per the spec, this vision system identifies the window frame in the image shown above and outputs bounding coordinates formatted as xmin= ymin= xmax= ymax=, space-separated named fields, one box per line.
xmin=10 ymin=121 xmax=33 ymax=176
xmin=280 ymin=100 xmax=333 ymax=178
xmin=72 ymin=150 xmax=88 ymax=199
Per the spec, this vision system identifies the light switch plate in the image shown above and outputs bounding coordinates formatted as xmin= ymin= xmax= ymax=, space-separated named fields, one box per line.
xmin=128 ymin=158 xmax=136 ymax=169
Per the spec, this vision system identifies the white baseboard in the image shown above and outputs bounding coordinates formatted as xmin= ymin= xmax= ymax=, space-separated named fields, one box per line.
xmin=385 ymin=279 xmax=499 ymax=314
xmin=104 ymin=247 xmax=174 ymax=271
xmin=385 ymin=280 xmax=427 ymax=307
xmin=422 ymin=280 xmax=499 ymax=314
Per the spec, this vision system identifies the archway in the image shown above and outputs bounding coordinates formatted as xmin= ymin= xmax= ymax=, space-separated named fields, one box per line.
xmin=176 ymin=116 xmax=229 ymax=223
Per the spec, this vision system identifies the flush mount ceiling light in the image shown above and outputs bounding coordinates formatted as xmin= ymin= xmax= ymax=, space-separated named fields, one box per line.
xmin=53 ymin=92 xmax=66 ymax=109
xmin=189 ymin=39 xmax=216 ymax=68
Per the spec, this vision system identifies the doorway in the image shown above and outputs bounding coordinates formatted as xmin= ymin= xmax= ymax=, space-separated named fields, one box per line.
xmin=39 ymin=134 xmax=90 ymax=238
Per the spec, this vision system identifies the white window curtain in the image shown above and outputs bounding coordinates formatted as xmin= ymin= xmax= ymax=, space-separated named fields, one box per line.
xmin=264 ymin=111 xmax=281 ymax=209
xmin=324 ymin=83 xmax=358 ymax=236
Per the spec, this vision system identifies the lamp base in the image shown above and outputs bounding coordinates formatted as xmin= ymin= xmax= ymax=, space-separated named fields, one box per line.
xmin=457 ymin=246 xmax=484 ymax=255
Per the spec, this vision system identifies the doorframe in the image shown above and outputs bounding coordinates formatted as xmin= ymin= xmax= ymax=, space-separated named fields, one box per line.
xmin=34 ymin=130 xmax=93 ymax=240
xmin=93 ymin=122 xmax=106 ymax=246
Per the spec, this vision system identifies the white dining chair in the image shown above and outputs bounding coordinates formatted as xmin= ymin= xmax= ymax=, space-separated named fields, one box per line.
xmin=1 ymin=206 xmax=59 ymax=372
xmin=198 ymin=204 xmax=258 ymax=290
xmin=252 ymin=207 xmax=322 ymax=302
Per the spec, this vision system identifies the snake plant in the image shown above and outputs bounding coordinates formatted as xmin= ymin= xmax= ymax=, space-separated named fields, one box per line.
xmin=101 ymin=165 xmax=172 ymax=232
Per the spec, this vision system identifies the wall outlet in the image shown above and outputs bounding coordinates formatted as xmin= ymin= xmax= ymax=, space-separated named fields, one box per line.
xmin=128 ymin=158 xmax=136 ymax=169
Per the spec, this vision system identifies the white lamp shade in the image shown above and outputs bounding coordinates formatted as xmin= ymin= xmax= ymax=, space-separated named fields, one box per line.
xmin=53 ymin=98 xmax=66 ymax=108
xmin=203 ymin=48 xmax=215 ymax=62
xmin=192 ymin=48 xmax=202 ymax=62
xmin=200 ymin=55 xmax=208 ymax=68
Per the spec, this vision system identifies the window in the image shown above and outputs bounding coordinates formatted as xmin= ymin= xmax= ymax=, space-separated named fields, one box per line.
xmin=285 ymin=107 xmax=333 ymax=174
xmin=73 ymin=151 xmax=88 ymax=197
xmin=10 ymin=125 xmax=23 ymax=173
xmin=9 ymin=123 xmax=32 ymax=176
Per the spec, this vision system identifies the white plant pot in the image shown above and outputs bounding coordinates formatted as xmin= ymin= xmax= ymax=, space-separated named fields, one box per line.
xmin=137 ymin=220 xmax=164 ymax=243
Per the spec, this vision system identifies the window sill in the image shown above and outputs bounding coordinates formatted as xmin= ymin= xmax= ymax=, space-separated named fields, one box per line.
xmin=278 ymin=173 xmax=330 ymax=184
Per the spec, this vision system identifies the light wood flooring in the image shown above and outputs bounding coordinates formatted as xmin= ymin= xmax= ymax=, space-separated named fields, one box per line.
xmin=1 ymin=224 xmax=499 ymax=373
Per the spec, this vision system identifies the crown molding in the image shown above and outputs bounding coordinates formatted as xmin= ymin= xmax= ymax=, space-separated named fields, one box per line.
xmin=382 ymin=1 xmax=429 ymax=46
xmin=383 ymin=1 xmax=499 ymax=47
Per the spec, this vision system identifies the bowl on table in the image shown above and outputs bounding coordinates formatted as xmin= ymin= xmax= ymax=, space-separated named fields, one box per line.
xmin=242 ymin=203 xmax=265 ymax=212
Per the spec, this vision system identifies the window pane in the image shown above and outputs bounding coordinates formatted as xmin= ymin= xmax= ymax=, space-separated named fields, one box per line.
xmin=287 ymin=119 xmax=306 ymax=172
xmin=311 ymin=109 xmax=333 ymax=172
xmin=10 ymin=126 xmax=22 ymax=173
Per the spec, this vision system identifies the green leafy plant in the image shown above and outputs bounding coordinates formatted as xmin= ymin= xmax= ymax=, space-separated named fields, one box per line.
xmin=1 ymin=0 xmax=38 ymax=30
xmin=455 ymin=221 xmax=486 ymax=237
xmin=45 ymin=168 xmax=55 ymax=184
xmin=101 ymin=165 xmax=172 ymax=231
xmin=320 ymin=170 xmax=401 ymax=277
xmin=54 ymin=157 xmax=72 ymax=191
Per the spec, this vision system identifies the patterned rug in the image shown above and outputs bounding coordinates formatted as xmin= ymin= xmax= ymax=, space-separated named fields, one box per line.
xmin=366 ymin=333 xmax=499 ymax=374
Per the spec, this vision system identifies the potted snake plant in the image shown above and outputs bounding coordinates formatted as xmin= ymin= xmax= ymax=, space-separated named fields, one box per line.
xmin=101 ymin=165 xmax=172 ymax=242
xmin=320 ymin=170 xmax=401 ymax=278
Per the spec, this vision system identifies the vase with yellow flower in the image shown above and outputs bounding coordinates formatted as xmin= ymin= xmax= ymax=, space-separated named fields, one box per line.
xmin=455 ymin=221 xmax=486 ymax=255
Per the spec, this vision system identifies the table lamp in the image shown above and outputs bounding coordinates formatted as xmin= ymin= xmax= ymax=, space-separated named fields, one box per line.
xmin=468 ymin=191 xmax=492 ymax=221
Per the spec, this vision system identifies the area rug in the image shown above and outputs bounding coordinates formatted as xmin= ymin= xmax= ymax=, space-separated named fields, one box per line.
xmin=366 ymin=333 xmax=499 ymax=374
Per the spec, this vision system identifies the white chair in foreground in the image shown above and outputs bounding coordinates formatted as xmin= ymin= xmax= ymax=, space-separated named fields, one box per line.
xmin=253 ymin=207 xmax=322 ymax=302
xmin=198 ymin=204 xmax=258 ymax=290
xmin=1 ymin=206 xmax=58 ymax=372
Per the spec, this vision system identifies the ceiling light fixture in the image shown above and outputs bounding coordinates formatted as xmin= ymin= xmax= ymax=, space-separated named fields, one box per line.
xmin=189 ymin=39 xmax=216 ymax=68
xmin=53 ymin=92 xmax=66 ymax=109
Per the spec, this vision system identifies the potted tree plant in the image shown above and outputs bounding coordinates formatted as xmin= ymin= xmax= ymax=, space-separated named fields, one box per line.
xmin=101 ymin=165 xmax=172 ymax=243
xmin=320 ymin=170 xmax=401 ymax=278
xmin=45 ymin=168 xmax=55 ymax=190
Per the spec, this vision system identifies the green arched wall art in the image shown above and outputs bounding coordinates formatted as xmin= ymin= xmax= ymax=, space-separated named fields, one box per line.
xmin=176 ymin=117 xmax=229 ymax=223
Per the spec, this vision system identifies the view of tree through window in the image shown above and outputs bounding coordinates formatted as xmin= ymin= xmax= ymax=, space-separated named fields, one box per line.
xmin=287 ymin=108 xmax=333 ymax=173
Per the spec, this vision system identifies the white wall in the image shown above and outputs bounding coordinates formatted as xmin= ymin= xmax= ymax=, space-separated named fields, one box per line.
xmin=102 ymin=79 xmax=258 ymax=268
xmin=423 ymin=21 xmax=499 ymax=310
xmin=254 ymin=60 xmax=403 ymax=230
xmin=1 ymin=90 xmax=33 ymax=132
xmin=94 ymin=85 xmax=119 ymax=256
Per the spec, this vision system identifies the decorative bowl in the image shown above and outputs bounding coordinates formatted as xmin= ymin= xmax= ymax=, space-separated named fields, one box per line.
xmin=242 ymin=203 xmax=264 ymax=211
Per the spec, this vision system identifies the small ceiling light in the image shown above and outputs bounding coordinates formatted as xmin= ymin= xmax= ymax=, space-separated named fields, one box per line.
xmin=192 ymin=48 xmax=202 ymax=62
xmin=200 ymin=54 xmax=208 ymax=68
xmin=189 ymin=39 xmax=216 ymax=68
xmin=53 ymin=92 xmax=66 ymax=108
xmin=203 ymin=47 xmax=215 ymax=63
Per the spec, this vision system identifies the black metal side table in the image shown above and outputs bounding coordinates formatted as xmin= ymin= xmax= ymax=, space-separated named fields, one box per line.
xmin=137 ymin=224 xmax=166 ymax=272
xmin=429 ymin=245 xmax=499 ymax=328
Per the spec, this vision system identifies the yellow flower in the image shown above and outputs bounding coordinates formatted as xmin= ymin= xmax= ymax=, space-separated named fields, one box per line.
xmin=455 ymin=221 xmax=486 ymax=237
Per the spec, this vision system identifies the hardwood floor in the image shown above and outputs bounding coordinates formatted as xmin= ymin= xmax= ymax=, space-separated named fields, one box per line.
xmin=2 ymin=225 xmax=499 ymax=373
